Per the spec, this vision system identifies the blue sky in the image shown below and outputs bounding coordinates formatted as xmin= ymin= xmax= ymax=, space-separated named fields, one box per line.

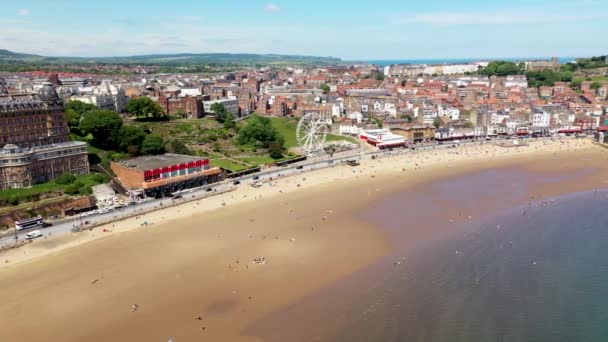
xmin=0 ymin=0 xmax=606 ymax=59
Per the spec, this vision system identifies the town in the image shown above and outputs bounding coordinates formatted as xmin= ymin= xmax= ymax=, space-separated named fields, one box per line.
xmin=1 ymin=54 xmax=608 ymax=241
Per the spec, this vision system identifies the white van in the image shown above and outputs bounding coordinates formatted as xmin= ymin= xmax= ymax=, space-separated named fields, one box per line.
xmin=25 ymin=230 xmax=43 ymax=240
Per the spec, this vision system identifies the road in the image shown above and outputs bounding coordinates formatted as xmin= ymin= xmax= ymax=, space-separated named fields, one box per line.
xmin=0 ymin=136 xmax=573 ymax=249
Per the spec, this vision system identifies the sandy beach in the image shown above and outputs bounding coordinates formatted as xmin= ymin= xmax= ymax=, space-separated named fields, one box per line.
xmin=0 ymin=138 xmax=606 ymax=342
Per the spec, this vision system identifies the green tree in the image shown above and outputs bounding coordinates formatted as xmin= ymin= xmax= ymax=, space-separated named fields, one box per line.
xmin=65 ymin=108 xmax=81 ymax=132
xmin=433 ymin=118 xmax=441 ymax=128
xmin=268 ymin=140 xmax=285 ymax=159
xmin=65 ymin=100 xmax=97 ymax=132
xmin=126 ymin=97 xmax=164 ymax=118
xmin=165 ymin=139 xmax=192 ymax=155
xmin=65 ymin=100 xmax=97 ymax=116
xmin=210 ymin=103 xmax=228 ymax=123
xmin=55 ymin=173 xmax=76 ymax=185
xmin=320 ymin=84 xmax=331 ymax=93
xmin=223 ymin=112 xmax=236 ymax=130
xmin=590 ymin=81 xmax=602 ymax=92
xmin=79 ymin=109 xmax=123 ymax=149
xmin=375 ymin=73 xmax=385 ymax=81
xmin=480 ymin=61 xmax=524 ymax=76
xmin=141 ymin=134 xmax=165 ymax=155
xmin=571 ymin=78 xmax=583 ymax=89
xmin=115 ymin=126 xmax=147 ymax=154
xmin=400 ymin=114 xmax=413 ymax=123
xmin=237 ymin=115 xmax=282 ymax=148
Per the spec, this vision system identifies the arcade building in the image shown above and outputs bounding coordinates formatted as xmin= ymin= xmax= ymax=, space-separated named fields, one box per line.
xmin=110 ymin=154 xmax=223 ymax=198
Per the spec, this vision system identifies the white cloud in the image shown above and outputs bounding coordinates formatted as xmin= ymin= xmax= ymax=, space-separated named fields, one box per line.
xmin=17 ymin=9 xmax=31 ymax=16
xmin=264 ymin=4 xmax=281 ymax=12
xmin=391 ymin=10 xmax=608 ymax=26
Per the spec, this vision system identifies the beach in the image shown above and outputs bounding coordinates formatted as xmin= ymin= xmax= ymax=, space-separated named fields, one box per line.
xmin=0 ymin=138 xmax=606 ymax=342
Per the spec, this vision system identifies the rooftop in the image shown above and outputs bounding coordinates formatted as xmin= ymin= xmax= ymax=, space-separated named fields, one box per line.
xmin=117 ymin=153 xmax=205 ymax=171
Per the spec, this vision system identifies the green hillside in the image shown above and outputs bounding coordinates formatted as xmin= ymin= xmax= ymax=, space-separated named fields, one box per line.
xmin=0 ymin=50 xmax=341 ymax=66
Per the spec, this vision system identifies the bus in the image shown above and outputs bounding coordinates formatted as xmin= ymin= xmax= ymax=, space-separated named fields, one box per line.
xmin=15 ymin=216 xmax=44 ymax=231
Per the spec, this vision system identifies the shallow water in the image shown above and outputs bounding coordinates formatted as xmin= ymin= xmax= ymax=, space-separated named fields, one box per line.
xmin=329 ymin=190 xmax=608 ymax=342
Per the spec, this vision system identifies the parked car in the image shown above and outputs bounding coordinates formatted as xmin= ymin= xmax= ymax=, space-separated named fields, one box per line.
xmin=233 ymin=180 xmax=241 ymax=185
xmin=25 ymin=230 xmax=43 ymax=240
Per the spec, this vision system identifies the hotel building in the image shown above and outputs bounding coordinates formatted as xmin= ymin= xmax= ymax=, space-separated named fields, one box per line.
xmin=0 ymin=80 xmax=89 ymax=189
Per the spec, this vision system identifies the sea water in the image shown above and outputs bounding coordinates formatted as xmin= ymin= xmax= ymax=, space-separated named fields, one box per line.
xmin=330 ymin=190 xmax=608 ymax=342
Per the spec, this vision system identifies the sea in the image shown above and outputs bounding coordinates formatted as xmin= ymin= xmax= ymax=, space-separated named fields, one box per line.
xmin=356 ymin=57 xmax=576 ymax=66
xmin=328 ymin=190 xmax=608 ymax=342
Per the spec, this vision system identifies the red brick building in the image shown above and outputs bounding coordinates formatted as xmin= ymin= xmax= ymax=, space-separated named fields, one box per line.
xmin=111 ymin=154 xmax=222 ymax=198
xmin=158 ymin=95 xmax=206 ymax=118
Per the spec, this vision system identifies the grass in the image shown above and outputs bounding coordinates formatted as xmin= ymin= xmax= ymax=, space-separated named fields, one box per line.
xmin=268 ymin=117 xmax=360 ymax=148
xmin=589 ymin=76 xmax=608 ymax=83
xmin=0 ymin=173 xmax=108 ymax=206
xmin=327 ymin=134 xmax=359 ymax=144
xmin=238 ymin=156 xmax=278 ymax=165
xmin=269 ymin=117 xmax=299 ymax=148
xmin=211 ymin=159 xmax=249 ymax=172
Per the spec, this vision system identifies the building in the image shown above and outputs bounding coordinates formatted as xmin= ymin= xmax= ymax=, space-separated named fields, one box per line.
xmin=531 ymin=109 xmax=551 ymax=127
xmin=0 ymin=85 xmax=70 ymax=148
xmin=504 ymin=75 xmax=528 ymax=88
xmin=70 ymin=81 xmax=128 ymax=112
xmin=359 ymin=129 xmax=407 ymax=149
xmin=525 ymin=58 xmax=560 ymax=72
xmin=0 ymin=142 xmax=89 ymax=189
xmin=384 ymin=120 xmax=436 ymax=143
xmin=110 ymin=154 xmax=223 ymax=198
xmin=0 ymin=82 xmax=89 ymax=189
xmin=203 ymin=98 xmax=240 ymax=116
xmin=158 ymin=94 xmax=205 ymax=118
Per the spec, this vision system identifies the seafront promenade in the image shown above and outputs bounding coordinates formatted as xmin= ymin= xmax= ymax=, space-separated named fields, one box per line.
xmin=0 ymin=136 xmax=574 ymax=249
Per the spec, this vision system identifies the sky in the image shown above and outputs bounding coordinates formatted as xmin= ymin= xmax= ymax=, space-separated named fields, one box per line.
xmin=0 ymin=0 xmax=606 ymax=60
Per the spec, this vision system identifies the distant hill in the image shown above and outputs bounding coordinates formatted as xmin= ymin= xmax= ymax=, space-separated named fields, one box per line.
xmin=0 ymin=50 xmax=341 ymax=66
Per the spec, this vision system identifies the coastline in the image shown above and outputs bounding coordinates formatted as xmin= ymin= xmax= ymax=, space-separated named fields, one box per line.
xmin=246 ymin=140 xmax=608 ymax=342
xmin=0 ymin=138 xmax=606 ymax=342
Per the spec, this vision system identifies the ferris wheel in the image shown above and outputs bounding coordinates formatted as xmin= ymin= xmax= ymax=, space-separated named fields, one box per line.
xmin=296 ymin=113 xmax=329 ymax=156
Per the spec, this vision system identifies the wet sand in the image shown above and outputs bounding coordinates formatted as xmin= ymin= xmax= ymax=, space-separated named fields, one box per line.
xmin=0 ymin=139 xmax=606 ymax=342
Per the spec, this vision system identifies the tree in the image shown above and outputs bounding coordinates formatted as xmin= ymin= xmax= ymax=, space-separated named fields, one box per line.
xmin=115 ymin=126 xmax=146 ymax=154
xmin=590 ymin=81 xmax=602 ymax=92
xmin=165 ymin=139 xmax=192 ymax=155
xmin=375 ymin=73 xmax=385 ymax=81
xmin=65 ymin=100 xmax=97 ymax=132
xmin=571 ymin=78 xmax=583 ymax=89
xmin=126 ymin=97 xmax=164 ymax=118
xmin=65 ymin=108 xmax=81 ymax=132
xmin=320 ymin=84 xmax=331 ymax=93
xmin=175 ymin=108 xmax=187 ymax=119
xmin=65 ymin=100 xmax=97 ymax=116
xmin=400 ymin=114 xmax=413 ymax=123
xmin=268 ymin=140 xmax=285 ymax=159
xmin=79 ymin=109 xmax=123 ymax=149
xmin=223 ymin=112 xmax=236 ymax=130
xmin=480 ymin=61 xmax=524 ymax=76
xmin=210 ymin=103 xmax=229 ymax=123
xmin=55 ymin=173 xmax=76 ymax=185
xmin=237 ymin=115 xmax=282 ymax=148
xmin=141 ymin=134 xmax=165 ymax=155
xmin=433 ymin=118 xmax=441 ymax=128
